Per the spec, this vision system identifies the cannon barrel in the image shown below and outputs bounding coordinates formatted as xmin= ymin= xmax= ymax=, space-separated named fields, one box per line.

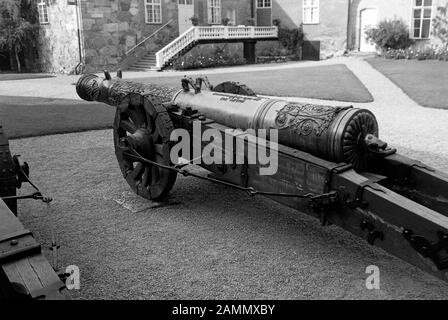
xmin=77 ymin=73 xmax=379 ymax=169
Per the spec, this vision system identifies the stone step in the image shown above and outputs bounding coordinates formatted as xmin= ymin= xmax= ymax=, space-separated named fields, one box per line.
xmin=128 ymin=67 xmax=154 ymax=71
xmin=129 ymin=64 xmax=161 ymax=70
xmin=128 ymin=67 xmax=160 ymax=72
xmin=137 ymin=61 xmax=156 ymax=66
xmin=139 ymin=58 xmax=157 ymax=63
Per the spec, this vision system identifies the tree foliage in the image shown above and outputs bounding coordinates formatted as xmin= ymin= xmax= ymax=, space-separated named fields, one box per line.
xmin=0 ymin=0 xmax=38 ymax=72
xmin=433 ymin=4 xmax=448 ymax=46
xmin=274 ymin=19 xmax=305 ymax=56
xmin=365 ymin=19 xmax=413 ymax=51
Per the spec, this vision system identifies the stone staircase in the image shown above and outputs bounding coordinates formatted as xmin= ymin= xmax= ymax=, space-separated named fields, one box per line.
xmin=128 ymin=52 xmax=159 ymax=71
xmin=126 ymin=26 xmax=278 ymax=72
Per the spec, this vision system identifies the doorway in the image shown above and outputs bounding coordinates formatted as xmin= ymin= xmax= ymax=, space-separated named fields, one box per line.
xmin=178 ymin=0 xmax=194 ymax=34
xmin=256 ymin=0 xmax=272 ymax=26
xmin=359 ymin=8 xmax=378 ymax=52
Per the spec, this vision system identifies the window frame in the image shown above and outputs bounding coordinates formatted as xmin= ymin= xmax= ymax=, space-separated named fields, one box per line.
xmin=411 ymin=0 xmax=433 ymax=39
xmin=145 ymin=0 xmax=162 ymax=24
xmin=37 ymin=0 xmax=49 ymax=25
xmin=256 ymin=0 xmax=272 ymax=8
xmin=208 ymin=0 xmax=221 ymax=25
xmin=302 ymin=0 xmax=320 ymax=25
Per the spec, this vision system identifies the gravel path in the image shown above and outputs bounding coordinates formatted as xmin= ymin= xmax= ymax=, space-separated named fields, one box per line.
xmin=10 ymin=131 xmax=448 ymax=300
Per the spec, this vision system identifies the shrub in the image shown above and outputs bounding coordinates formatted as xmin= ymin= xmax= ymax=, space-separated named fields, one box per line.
xmin=222 ymin=17 xmax=230 ymax=26
xmin=190 ymin=16 xmax=199 ymax=26
xmin=277 ymin=23 xmax=304 ymax=56
xmin=260 ymin=46 xmax=289 ymax=57
xmin=247 ymin=18 xmax=256 ymax=26
xmin=365 ymin=19 xmax=413 ymax=51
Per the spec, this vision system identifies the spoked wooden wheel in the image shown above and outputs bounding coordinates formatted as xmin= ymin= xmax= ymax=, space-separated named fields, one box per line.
xmin=113 ymin=94 xmax=177 ymax=200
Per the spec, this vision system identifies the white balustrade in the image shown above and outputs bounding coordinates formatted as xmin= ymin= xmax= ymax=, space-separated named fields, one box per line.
xmin=155 ymin=26 xmax=278 ymax=68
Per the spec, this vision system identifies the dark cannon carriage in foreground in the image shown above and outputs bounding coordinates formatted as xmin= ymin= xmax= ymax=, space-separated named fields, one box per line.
xmin=77 ymin=71 xmax=448 ymax=283
xmin=0 ymin=126 xmax=65 ymax=300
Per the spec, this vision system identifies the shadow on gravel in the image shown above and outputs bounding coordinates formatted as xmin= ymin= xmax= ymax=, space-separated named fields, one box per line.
xmin=0 ymin=96 xmax=115 ymax=139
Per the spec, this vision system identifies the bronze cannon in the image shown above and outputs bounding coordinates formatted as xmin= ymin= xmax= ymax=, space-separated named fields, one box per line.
xmin=77 ymin=71 xmax=448 ymax=283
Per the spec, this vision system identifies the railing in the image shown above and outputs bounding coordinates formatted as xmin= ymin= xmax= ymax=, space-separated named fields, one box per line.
xmin=126 ymin=19 xmax=174 ymax=55
xmin=155 ymin=26 xmax=278 ymax=69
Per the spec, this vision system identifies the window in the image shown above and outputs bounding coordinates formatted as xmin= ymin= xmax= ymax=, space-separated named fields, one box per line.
xmin=208 ymin=0 xmax=221 ymax=24
xmin=257 ymin=0 xmax=271 ymax=8
xmin=37 ymin=0 xmax=49 ymax=24
xmin=303 ymin=0 xmax=319 ymax=24
xmin=412 ymin=0 xmax=432 ymax=39
xmin=145 ymin=0 xmax=162 ymax=24
xmin=178 ymin=0 xmax=193 ymax=4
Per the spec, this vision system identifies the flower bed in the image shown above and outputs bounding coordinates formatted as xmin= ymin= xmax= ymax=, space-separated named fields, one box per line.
xmin=169 ymin=44 xmax=246 ymax=70
xmin=384 ymin=45 xmax=448 ymax=61
xmin=257 ymin=56 xmax=288 ymax=64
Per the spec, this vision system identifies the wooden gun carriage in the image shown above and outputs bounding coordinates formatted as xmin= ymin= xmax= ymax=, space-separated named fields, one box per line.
xmin=0 ymin=126 xmax=65 ymax=300
xmin=77 ymin=71 xmax=448 ymax=283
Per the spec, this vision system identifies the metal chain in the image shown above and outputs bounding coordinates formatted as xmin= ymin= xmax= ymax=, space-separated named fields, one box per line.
xmin=1 ymin=163 xmax=53 ymax=203
xmin=124 ymin=149 xmax=338 ymax=202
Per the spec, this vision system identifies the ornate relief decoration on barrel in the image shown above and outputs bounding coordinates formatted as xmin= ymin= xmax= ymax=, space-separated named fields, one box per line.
xmin=274 ymin=103 xmax=352 ymax=137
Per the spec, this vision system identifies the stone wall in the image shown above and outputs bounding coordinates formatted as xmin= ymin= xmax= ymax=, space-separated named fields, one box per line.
xmin=38 ymin=0 xmax=80 ymax=73
xmin=272 ymin=0 xmax=349 ymax=59
xmin=81 ymin=0 xmax=179 ymax=72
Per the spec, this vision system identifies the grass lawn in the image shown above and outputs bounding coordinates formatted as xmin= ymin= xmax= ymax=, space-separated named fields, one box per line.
xmin=0 ymin=63 xmax=372 ymax=139
xmin=0 ymin=96 xmax=115 ymax=139
xmin=0 ymin=73 xmax=55 ymax=81
xmin=137 ymin=64 xmax=373 ymax=103
xmin=367 ymin=58 xmax=448 ymax=110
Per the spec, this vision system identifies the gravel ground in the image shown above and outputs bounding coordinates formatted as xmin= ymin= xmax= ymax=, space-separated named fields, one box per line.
xmin=10 ymin=130 xmax=448 ymax=300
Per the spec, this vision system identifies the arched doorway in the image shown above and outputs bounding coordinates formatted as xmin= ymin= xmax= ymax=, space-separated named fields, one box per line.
xmin=359 ymin=8 xmax=378 ymax=52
